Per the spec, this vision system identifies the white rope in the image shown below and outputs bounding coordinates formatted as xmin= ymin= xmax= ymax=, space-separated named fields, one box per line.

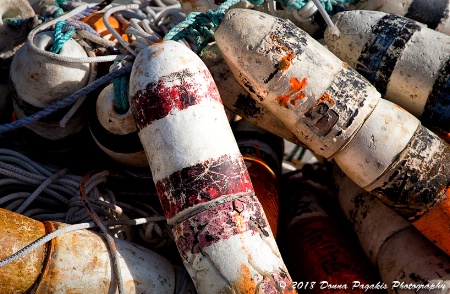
xmin=27 ymin=4 xmax=131 ymax=63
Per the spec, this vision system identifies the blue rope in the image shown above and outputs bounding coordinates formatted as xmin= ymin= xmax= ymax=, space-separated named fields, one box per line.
xmin=54 ymin=0 xmax=68 ymax=6
xmin=64 ymin=20 xmax=100 ymax=36
xmin=70 ymin=0 xmax=113 ymax=21
xmin=163 ymin=0 xmax=241 ymax=50
xmin=164 ymin=0 xmax=354 ymax=51
xmin=50 ymin=21 xmax=76 ymax=54
xmin=0 ymin=66 xmax=133 ymax=134
xmin=49 ymin=0 xmax=114 ymax=54
xmin=113 ymin=74 xmax=130 ymax=114
xmin=3 ymin=18 xmax=25 ymax=27
xmin=277 ymin=0 xmax=356 ymax=11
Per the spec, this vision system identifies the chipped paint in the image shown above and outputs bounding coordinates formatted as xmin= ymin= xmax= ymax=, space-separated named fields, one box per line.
xmin=368 ymin=125 xmax=450 ymax=220
xmin=173 ymin=195 xmax=269 ymax=259
xmin=131 ymin=69 xmax=221 ymax=130
xmin=236 ymin=264 xmax=257 ymax=293
xmin=275 ymin=77 xmax=307 ymax=108
xmin=156 ymin=154 xmax=254 ymax=219
xmin=318 ymin=93 xmax=335 ymax=107
xmin=357 ymin=14 xmax=421 ymax=96
xmin=278 ymin=51 xmax=295 ymax=71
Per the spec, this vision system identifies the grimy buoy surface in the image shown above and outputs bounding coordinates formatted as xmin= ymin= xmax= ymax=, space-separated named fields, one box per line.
xmin=215 ymin=8 xmax=380 ymax=160
xmin=325 ymin=10 xmax=450 ymax=137
xmin=215 ymin=8 xmax=450 ymax=257
xmin=10 ymin=31 xmax=93 ymax=149
xmin=201 ymin=43 xmax=304 ymax=146
xmin=129 ymin=40 xmax=295 ymax=293
xmin=0 ymin=0 xmax=35 ymax=59
xmin=0 ymin=208 xmax=185 ymax=293
xmin=349 ymin=0 xmax=450 ymax=35
xmin=335 ymin=170 xmax=450 ymax=294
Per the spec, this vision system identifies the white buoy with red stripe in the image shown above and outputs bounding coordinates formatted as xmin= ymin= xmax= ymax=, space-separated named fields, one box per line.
xmin=325 ymin=10 xmax=450 ymax=137
xmin=215 ymin=8 xmax=450 ymax=257
xmin=89 ymin=83 xmax=148 ymax=168
xmin=129 ymin=40 xmax=296 ymax=294
xmin=335 ymin=170 xmax=450 ymax=293
xmin=349 ymin=0 xmax=450 ymax=35
xmin=0 ymin=0 xmax=35 ymax=59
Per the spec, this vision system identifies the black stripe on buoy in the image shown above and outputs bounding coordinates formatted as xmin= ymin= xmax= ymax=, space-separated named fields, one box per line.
xmin=357 ymin=14 xmax=421 ymax=96
xmin=406 ymin=0 xmax=449 ymax=30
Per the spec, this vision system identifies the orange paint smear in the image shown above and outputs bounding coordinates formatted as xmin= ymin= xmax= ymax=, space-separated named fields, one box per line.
xmin=279 ymin=51 xmax=295 ymax=71
xmin=318 ymin=93 xmax=335 ymax=106
xmin=151 ymin=41 xmax=164 ymax=46
xmin=275 ymin=77 xmax=307 ymax=107
xmin=269 ymin=33 xmax=289 ymax=52
xmin=236 ymin=264 xmax=256 ymax=293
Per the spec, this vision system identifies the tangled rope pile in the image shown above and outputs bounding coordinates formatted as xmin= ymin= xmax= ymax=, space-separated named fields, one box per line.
xmin=0 ymin=148 xmax=170 ymax=245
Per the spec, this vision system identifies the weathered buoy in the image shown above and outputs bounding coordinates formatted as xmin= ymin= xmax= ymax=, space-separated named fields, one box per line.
xmin=216 ymin=8 xmax=380 ymax=159
xmin=0 ymin=208 xmax=191 ymax=293
xmin=282 ymin=177 xmax=379 ymax=294
xmin=0 ymin=0 xmax=35 ymax=59
xmin=349 ymin=0 xmax=450 ymax=35
xmin=10 ymin=31 xmax=94 ymax=152
xmin=325 ymin=10 xmax=450 ymax=137
xmin=335 ymin=169 xmax=450 ymax=294
xmin=215 ymin=8 xmax=450 ymax=256
xmin=129 ymin=40 xmax=296 ymax=293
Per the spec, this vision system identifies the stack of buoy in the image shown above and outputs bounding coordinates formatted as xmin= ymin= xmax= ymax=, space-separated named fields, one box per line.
xmin=4 ymin=0 xmax=450 ymax=292
xmin=214 ymin=5 xmax=450 ymax=289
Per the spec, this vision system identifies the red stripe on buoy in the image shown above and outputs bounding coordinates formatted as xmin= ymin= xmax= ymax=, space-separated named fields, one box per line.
xmin=173 ymin=195 xmax=269 ymax=258
xmin=131 ymin=69 xmax=221 ymax=129
xmin=156 ymin=154 xmax=254 ymax=219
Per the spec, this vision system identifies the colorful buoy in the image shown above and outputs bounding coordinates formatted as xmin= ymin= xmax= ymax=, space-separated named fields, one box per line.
xmin=129 ymin=40 xmax=296 ymax=293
